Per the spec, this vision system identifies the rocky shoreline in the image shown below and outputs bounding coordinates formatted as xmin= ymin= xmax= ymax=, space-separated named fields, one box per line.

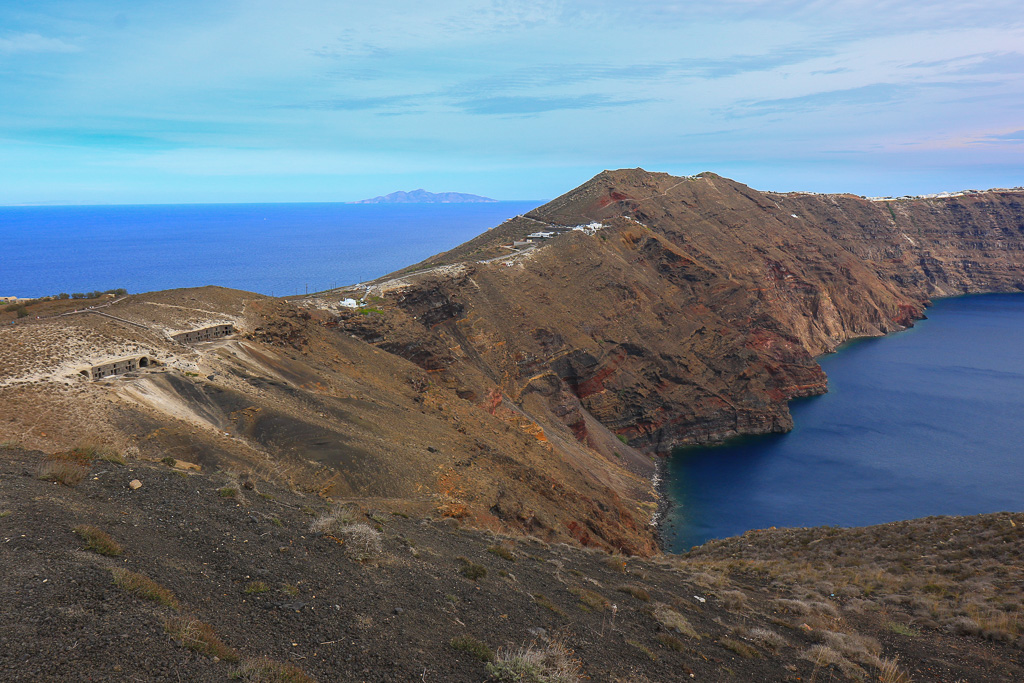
xmin=649 ymin=455 xmax=672 ymax=550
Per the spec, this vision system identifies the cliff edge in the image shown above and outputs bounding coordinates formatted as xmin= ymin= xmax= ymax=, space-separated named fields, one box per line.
xmin=335 ymin=169 xmax=1024 ymax=457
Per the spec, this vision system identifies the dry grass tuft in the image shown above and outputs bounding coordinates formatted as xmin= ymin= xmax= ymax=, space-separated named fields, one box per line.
xmin=962 ymin=604 xmax=1020 ymax=641
xmin=533 ymin=593 xmax=566 ymax=617
xmin=38 ymin=449 xmax=94 ymax=486
xmin=652 ymin=604 xmax=700 ymax=640
xmin=878 ymin=656 xmax=914 ymax=683
xmin=570 ymin=586 xmax=609 ymax=611
xmin=656 ymin=633 xmax=686 ymax=652
xmin=457 ymin=556 xmax=487 ymax=581
xmin=719 ymin=589 xmax=748 ymax=610
xmin=720 ymin=637 xmax=759 ymax=659
xmin=310 ymin=506 xmax=382 ymax=560
xmin=748 ymin=627 xmax=788 ymax=652
xmin=93 ymin=445 xmax=126 ymax=464
xmin=338 ymin=523 xmax=383 ymax=560
xmin=947 ymin=615 xmax=981 ymax=636
xmin=39 ymin=459 xmax=90 ymax=486
xmin=803 ymin=644 xmax=864 ymax=679
xmin=73 ymin=525 xmax=123 ymax=556
xmin=627 ymin=639 xmax=658 ymax=661
xmin=488 ymin=544 xmax=516 ymax=561
xmin=618 ymin=585 xmax=651 ymax=602
xmin=111 ymin=568 xmax=180 ymax=610
xmin=487 ymin=639 xmax=583 ymax=683
xmin=309 ymin=505 xmax=359 ymax=533
xmin=818 ymin=629 xmax=881 ymax=662
xmin=605 ymin=556 xmax=627 ymax=573
xmin=887 ymin=622 xmax=921 ymax=637
xmin=164 ymin=616 xmax=239 ymax=662
xmin=690 ymin=570 xmax=728 ymax=589
xmin=234 ymin=657 xmax=318 ymax=682
xmin=772 ymin=598 xmax=837 ymax=617
xmin=450 ymin=635 xmax=494 ymax=662
xmin=76 ymin=443 xmax=123 ymax=463
xmin=244 ymin=581 xmax=270 ymax=594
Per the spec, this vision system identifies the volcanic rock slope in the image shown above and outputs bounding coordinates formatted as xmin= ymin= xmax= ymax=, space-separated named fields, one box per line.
xmin=2 ymin=169 xmax=1023 ymax=556
xmin=0 ymin=288 xmax=659 ymax=555
xmin=339 ymin=169 xmax=1024 ymax=456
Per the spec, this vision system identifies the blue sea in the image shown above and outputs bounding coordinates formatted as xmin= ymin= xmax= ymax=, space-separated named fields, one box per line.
xmin=0 ymin=201 xmax=541 ymax=298
xmin=662 ymin=293 xmax=1024 ymax=551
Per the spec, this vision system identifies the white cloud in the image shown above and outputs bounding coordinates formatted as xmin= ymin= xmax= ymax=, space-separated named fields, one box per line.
xmin=0 ymin=32 xmax=78 ymax=54
xmin=2 ymin=0 xmax=1023 ymax=202
xmin=116 ymin=146 xmax=483 ymax=176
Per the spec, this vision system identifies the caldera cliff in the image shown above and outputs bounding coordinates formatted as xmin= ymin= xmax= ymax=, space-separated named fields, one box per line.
xmin=2 ymin=169 xmax=1022 ymax=556
xmin=337 ymin=170 xmax=1024 ymax=456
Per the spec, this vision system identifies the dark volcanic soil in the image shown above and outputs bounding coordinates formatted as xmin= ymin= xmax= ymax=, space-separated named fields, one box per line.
xmin=2 ymin=446 xmax=1021 ymax=682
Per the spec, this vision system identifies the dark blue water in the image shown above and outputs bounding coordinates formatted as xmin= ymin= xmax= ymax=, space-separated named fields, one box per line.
xmin=0 ymin=202 xmax=540 ymax=297
xmin=663 ymin=293 xmax=1024 ymax=551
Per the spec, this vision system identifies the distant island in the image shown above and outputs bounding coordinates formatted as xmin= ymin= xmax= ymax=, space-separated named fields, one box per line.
xmin=351 ymin=189 xmax=497 ymax=204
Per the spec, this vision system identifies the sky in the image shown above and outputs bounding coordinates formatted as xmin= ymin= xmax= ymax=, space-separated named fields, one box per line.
xmin=1 ymin=0 xmax=1023 ymax=204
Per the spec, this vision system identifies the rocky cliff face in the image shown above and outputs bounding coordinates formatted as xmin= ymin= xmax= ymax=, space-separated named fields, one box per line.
xmin=778 ymin=188 xmax=1024 ymax=298
xmin=341 ymin=170 xmax=1024 ymax=460
xmin=4 ymin=170 xmax=1022 ymax=556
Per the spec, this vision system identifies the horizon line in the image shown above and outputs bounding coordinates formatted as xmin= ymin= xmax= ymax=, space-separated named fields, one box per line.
xmin=0 ymin=198 xmax=548 ymax=208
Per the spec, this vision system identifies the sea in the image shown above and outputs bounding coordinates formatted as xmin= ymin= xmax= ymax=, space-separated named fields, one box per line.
xmin=0 ymin=201 xmax=542 ymax=298
xmin=661 ymin=293 xmax=1024 ymax=552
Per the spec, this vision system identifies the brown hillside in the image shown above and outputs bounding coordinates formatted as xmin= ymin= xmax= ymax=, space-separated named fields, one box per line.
xmin=329 ymin=169 xmax=1024 ymax=460
xmin=2 ymin=170 xmax=1023 ymax=555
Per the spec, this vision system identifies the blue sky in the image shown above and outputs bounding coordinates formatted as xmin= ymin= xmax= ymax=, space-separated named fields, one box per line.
xmin=1 ymin=0 xmax=1023 ymax=203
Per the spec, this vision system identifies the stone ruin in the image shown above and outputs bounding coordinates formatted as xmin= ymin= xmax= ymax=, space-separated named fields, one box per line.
xmin=169 ymin=324 xmax=234 ymax=344
xmin=76 ymin=324 xmax=235 ymax=381
xmin=80 ymin=355 xmax=152 ymax=380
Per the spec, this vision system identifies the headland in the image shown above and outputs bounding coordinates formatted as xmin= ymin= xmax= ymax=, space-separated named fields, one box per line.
xmin=2 ymin=169 xmax=1023 ymax=680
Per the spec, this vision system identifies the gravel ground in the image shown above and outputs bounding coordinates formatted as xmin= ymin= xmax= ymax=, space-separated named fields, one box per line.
xmin=2 ymin=445 xmax=1022 ymax=682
